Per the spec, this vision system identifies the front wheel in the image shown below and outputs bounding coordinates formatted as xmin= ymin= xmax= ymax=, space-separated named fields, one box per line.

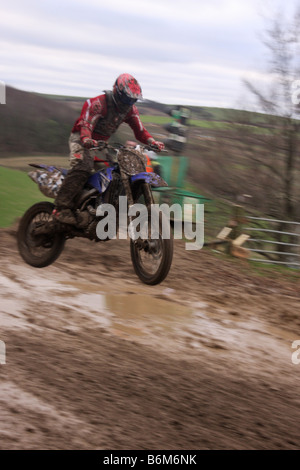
xmin=17 ymin=201 xmax=65 ymax=267
xmin=130 ymin=204 xmax=173 ymax=285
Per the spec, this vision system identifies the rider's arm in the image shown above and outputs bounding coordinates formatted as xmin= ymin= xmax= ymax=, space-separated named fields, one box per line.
xmin=77 ymin=96 xmax=107 ymax=148
xmin=125 ymin=105 xmax=154 ymax=145
xmin=125 ymin=106 xmax=165 ymax=151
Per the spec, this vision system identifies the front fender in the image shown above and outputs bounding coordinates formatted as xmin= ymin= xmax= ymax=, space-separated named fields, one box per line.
xmin=130 ymin=172 xmax=168 ymax=187
xmin=88 ymin=167 xmax=114 ymax=193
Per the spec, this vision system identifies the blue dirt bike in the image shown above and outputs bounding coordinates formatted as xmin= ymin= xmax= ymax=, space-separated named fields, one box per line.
xmin=17 ymin=143 xmax=173 ymax=285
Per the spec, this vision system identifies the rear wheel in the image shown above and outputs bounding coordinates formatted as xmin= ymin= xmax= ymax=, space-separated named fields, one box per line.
xmin=130 ymin=183 xmax=173 ymax=285
xmin=17 ymin=202 xmax=65 ymax=267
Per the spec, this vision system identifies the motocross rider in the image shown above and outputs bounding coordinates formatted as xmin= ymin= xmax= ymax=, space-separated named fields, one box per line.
xmin=54 ymin=73 xmax=165 ymax=225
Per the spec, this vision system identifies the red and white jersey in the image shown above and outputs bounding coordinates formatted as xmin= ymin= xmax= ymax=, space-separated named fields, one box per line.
xmin=72 ymin=92 xmax=153 ymax=146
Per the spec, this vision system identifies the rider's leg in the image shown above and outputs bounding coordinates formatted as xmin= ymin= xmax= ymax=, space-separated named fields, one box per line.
xmin=54 ymin=133 xmax=94 ymax=225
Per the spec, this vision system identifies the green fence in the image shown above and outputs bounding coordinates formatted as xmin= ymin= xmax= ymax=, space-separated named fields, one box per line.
xmin=154 ymin=155 xmax=188 ymax=188
xmin=151 ymin=155 xmax=211 ymax=222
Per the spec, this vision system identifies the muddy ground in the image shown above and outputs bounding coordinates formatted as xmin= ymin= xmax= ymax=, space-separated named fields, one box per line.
xmin=1 ymin=224 xmax=300 ymax=450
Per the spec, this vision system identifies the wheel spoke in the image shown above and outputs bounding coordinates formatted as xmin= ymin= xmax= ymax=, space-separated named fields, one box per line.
xmin=134 ymin=236 xmax=163 ymax=275
xmin=18 ymin=202 xmax=64 ymax=268
xmin=26 ymin=212 xmax=54 ymax=257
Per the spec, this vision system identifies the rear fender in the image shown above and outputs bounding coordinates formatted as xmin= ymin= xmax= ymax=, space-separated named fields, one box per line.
xmin=28 ymin=163 xmax=68 ymax=176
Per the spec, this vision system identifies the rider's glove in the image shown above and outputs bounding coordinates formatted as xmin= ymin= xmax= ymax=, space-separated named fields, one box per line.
xmin=148 ymin=139 xmax=165 ymax=152
xmin=97 ymin=140 xmax=107 ymax=150
xmin=82 ymin=138 xmax=99 ymax=149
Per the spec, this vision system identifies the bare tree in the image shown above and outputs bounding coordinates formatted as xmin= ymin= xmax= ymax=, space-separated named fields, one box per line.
xmin=243 ymin=5 xmax=300 ymax=221
xmin=234 ymin=5 xmax=300 ymax=262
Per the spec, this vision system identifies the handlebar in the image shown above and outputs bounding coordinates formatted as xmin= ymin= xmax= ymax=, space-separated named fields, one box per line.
xmin=90 ymin=141 xmax=166 ymax=153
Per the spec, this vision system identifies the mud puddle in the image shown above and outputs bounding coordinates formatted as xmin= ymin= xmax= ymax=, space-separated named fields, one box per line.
xmin=1 ymin=267 xmax=297 ymax=369
xmin=53 ymin=279 xmax=299 ymax=369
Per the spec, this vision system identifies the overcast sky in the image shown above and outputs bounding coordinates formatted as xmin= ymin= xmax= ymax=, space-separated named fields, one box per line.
xmin=0 ymin=0 xmax=299 ymax=109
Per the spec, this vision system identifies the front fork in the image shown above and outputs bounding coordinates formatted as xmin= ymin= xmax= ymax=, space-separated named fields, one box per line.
xmin=140 ymin=181 xmax=155 ymax=207
xmin=120 ymin=170 xmax=154 ymax=242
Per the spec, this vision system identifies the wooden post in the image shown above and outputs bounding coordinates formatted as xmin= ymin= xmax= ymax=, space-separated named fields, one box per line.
xmin=226 ymin=205 xmax=246 ymax=255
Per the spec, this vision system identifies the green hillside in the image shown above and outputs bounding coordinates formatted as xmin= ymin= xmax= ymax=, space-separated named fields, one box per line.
xmin=0 ymin=166 xmax=51 ymax=227
xmin=0 ymin=87 xmax=77 ymax=156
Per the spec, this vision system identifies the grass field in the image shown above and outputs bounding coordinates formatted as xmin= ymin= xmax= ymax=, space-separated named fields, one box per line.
xmin=0 ymin=166 xmax=52 ymax=228
xmin=140 ymin=114 xmax=230 ymax=128
xmin=139 ymin=114 xmax=275 ymax=134
xmin=0 ymin=155 xmax=68 ymax=172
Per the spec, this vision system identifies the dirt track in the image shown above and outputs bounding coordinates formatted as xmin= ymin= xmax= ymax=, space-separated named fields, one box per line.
xmin=1 ymin=224 xmax=300 ymax=450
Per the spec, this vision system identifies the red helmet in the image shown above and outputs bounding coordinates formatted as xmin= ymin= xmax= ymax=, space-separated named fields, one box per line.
xmin=113 ymin=73 xmax=143 ymax=107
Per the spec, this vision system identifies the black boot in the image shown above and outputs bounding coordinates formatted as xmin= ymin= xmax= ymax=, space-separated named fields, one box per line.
xmin=53 ymin=208 xmax=77 ymax=226
xmin=54 ymin=167 xmax=90 ymax=225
